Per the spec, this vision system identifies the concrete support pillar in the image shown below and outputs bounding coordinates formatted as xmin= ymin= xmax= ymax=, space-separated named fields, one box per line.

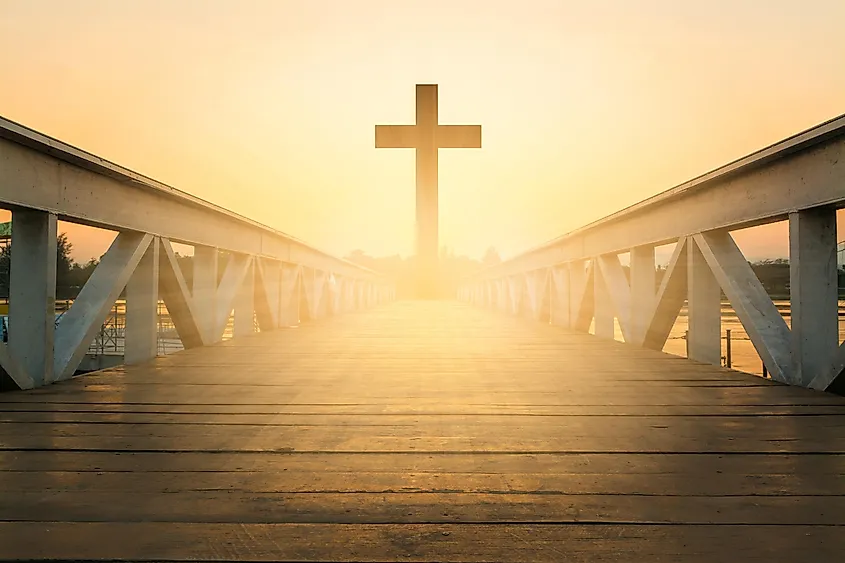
xmin=9 ymin=210 xmax=57 ymax=386
xmin=327 ymin=275 xmax=339 ymax=315
xmin=630 ymin=245 xmax=656 ymax=345
xmin=233 ymin=260 xmax=255 ymax=337
xmin=356 ymin=281 xmax=365 ymax=310
xmin=570 ymin=260 xmax=592 ymax=329
xmin=341 ymin=279 xmax=352 ymax=312
xmin=279 ymin=265 xmax=300 ymax=326
xmin=550 ymin=265 xmax=570 ymax=328
xmin=789 ymin=208 xmax=839 ymax=385
xmin=192 ymin=245 xmax=218 ymax=343
xmin=594 ymin=266 xmax=615 ymax=339
xmin=125 ymin=238 xmax=160 ymax=364
xmin=688 ymin=239 xmax=721 ymax=364
xmin=497 ymin=279 xmax=509 ymax=312
xmin=256 ymin=259 xmax=281 ymax=330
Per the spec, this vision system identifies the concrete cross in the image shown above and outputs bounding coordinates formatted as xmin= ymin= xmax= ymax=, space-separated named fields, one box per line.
xmin=375 ymin=84 xmax=481 ymax=298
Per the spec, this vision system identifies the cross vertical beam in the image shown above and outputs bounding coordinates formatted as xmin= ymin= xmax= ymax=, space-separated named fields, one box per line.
xmin=375 ymin=84 xmax=481 ymax=299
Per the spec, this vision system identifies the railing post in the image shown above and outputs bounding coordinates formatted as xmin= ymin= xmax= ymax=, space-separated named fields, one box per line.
xmin=192 ymin=245 xmax=219 ymax=344
xmin=125 ymin=237 xmax=160 ymax=364
xmin=255 ymin=258 xmax=281 ymax=331
xmin=687 ymin=237 xmax=721 ymax=364
xmin=789 ymin=208 xmax=839 ymax=387
xmin=570 ymin=260 xmax=594 ymax=331
xmin=279 ymin=264 xmax=300 ymax=326
xmin=8 ymin=210 xmax=57 ymax=387
xmin=630 ymin=245 xmax=656 ymax=345
xmin=233 ymin=258 xmax=255 ymax=337
xmin=497 ymin=279 xmax=509 ymax=312
xmin=594 ymin=261 xmax=615 ymax=339
xmin=550 ymin=265 xmax=570 ymax=328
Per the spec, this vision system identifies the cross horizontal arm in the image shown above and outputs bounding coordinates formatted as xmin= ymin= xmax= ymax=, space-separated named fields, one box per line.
xmin=375 ymin=125 xmax=417 ymax=148
xmin=437 ymin=125 xmax=481 ymax=149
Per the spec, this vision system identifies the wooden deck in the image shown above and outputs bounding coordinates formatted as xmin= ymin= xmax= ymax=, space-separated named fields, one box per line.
xmin=1 ymin=301 xmax=844 ymax=562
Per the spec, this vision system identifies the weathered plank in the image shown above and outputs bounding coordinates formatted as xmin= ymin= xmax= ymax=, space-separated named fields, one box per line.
xmin=0 ymin=301 xmax=843 ymax=562
xmin=1 ymin=522 xmax=842 ymax=562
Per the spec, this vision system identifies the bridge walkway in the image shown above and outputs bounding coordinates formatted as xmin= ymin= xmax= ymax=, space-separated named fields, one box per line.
xmin=1 ymin=301 xmax=844 ymax=561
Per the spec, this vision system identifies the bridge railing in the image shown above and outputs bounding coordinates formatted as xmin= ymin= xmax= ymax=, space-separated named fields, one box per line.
xmin=0 ymin=116 xmax=394 ymax=390
xmin=459 ymin=113 xmax=845 ymax=392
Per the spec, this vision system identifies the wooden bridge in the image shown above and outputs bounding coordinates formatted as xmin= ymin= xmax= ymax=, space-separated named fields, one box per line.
xmin=3 ymin=301 xmax=844 ymax=561
xmin=1 ymin=113 xmax=845 ymax=561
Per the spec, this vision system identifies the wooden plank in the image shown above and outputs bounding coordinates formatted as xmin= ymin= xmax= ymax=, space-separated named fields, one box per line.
xmin=1 ymin=522 xmax=842 ymax=562
xmin=3 ymin=469 xmax=844 ymax=496
xmin=3 ymin=452 xmax=843 ymax=476
xmin=1 ymin=301 xmax=844 ymax=562
xmin=2 ymin=490 xmax=844 ymax=525
xmin=2 ymin=403 xmax=844 ymax=415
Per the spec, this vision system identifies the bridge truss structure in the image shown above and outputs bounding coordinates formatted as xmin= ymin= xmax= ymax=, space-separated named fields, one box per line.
xmin=0 ymin=117 xmax=394 ymax=390
xmin=460 ymin=114 xmax=845 ymax=393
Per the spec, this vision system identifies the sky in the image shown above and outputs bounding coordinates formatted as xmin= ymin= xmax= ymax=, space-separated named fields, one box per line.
xmin=1 ymin=0 xmax=844 ymax=263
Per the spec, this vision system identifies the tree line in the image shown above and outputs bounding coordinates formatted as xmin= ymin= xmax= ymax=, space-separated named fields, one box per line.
xmin=0 ymin=234 xmax=99 ymax=300
xmin=0 ymin=236 xmax=842 ymax=302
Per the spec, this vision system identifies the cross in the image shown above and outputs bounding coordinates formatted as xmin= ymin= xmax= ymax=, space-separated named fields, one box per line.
xmin=375 ymin=84 xmax=481 ymax=298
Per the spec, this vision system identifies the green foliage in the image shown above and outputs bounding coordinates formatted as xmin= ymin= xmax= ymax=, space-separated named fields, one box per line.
xmin=0 ymin=233 xmax=98 ymax=299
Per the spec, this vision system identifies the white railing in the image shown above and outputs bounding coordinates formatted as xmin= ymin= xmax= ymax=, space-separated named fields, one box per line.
xmin=0 ymin=116 xmax=394 ymax=390
xmin=459 ymin=113 xmax=845 ymax=393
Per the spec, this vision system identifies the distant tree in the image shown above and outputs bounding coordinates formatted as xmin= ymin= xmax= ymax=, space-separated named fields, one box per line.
xmin=1 ymin=232 xmax=77 ymax=299
xmin=481 ymin=246 xmax=501 ymax=267
xmin=750 ymin=259 xmax=790 ymax=298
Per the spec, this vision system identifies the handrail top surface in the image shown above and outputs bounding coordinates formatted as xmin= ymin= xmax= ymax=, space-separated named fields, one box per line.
xmin=0 ymin=114 xmax=375 ymax=275
xmin=508 ymin=111 xmax=845 ymax=262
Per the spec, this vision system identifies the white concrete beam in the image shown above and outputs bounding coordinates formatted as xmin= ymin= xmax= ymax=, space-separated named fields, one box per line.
xmin=233 ymin=259 xmax=255 ymax=338
xmin=192 ymin=245 xmax=219 ymax=344
xmin=159 ymin=239 xmax=205 ymax=349
xmin=0 ymin=341 xmax=34 ymax=390
xmin=279 ymin=264 xmax=300 ymax=326
xmin=330 ymin=274 xmax=343 ymax=315
xmin=630 ymin=246 xmax=656 ymax=345
xmin=305 ymin=269 xmax=328 ymax=319
xmin=550 ymin=265 xmax=570 ymax=328
xmin=54 ymin=232 xmax=152 ymax=380
xmin=215 ymin=254 xmax=252 ymax=338
xmin=597 ymin=254 xmax=633 ymax=342
xmin=8 ymin=209 xmax=57 ymax=386
xmin=496 ymin=279 xmax=509 ymax=312
xmin=255 ymin=258 xmax=281 ymax=331
xmin=810 ymin=342 xmax=845 ymax=392
xmin=642 ymin=238 xmax=688 ymax=351
xmin=0 ymin=130 xmax=379 ymax=283
xmin=525 ymin=269 xmax=549 ymax=321
xmin=694 ymin=232 xmax=794 ymax=384
xmin=465 ymin=117 xmax=845 ymax=280
xmin=593 ymin=263 xmax=615 ymax=339
xmin=507 ymin=275 xmax=524 ymax=315
xmin=570 ymin=261 xmax=594 ymax=332
xmin=124 ymin=237 xmax=160 ymax=365
xmin=789 ymin=208 xmax=839 ymax=386
xmin=687 ymin=238 xmax=722 ymax=365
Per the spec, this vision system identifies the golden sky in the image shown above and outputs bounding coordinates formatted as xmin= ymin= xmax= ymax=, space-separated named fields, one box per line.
xmin=1 ymin=0 xmax=844 ymax=262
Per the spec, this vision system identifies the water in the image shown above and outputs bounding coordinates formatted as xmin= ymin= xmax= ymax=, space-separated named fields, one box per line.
xmin=606 ymin=300 xmax=845 ymax=378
